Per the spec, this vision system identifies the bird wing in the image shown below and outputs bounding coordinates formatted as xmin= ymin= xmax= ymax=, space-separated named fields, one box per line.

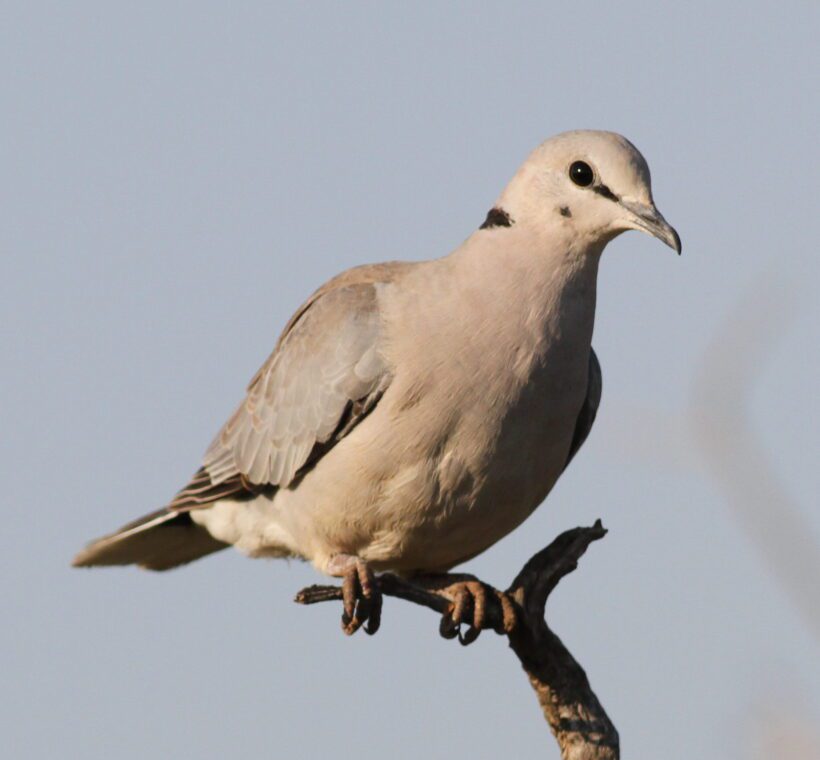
xmin=170 ymin=263 xmax=408 ymax=510
xmin=562 ymin=348 xmax=602 ymax=471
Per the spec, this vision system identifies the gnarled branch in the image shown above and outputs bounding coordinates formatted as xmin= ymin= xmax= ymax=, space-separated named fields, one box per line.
xmin=295 ymin=521 xmax=618 ymax=759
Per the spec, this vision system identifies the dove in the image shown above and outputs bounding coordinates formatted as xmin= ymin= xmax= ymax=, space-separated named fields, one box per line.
xmin=74 ymin=130 xmax=680 ymax=635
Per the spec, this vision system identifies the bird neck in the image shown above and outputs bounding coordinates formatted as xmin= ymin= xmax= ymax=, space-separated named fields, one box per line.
xmin=446 ymin=223 xmax=602 ymax=361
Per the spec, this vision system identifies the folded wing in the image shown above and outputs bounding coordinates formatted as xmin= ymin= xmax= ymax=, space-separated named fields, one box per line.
xmin=562 ymin=348 xmax=602 ymax=471
xmin=199 ymin=280 xmax=391 ymax=497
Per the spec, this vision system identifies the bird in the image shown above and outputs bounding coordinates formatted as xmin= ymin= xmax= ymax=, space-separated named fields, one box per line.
xmin=74 ymin=130 xmax=680 ymax=636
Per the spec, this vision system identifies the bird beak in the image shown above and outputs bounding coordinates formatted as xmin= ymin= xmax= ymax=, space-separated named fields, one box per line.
xmin=620 ymin=200 xmax=682 ymax=255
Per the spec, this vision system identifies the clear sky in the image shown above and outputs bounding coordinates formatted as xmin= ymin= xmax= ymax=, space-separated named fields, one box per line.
xmin=2 ymin=3 xmax=818 ymax=758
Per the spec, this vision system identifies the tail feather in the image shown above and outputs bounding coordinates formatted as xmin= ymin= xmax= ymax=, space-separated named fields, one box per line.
xmin=72 ymin=509 xmax=229 ymax=571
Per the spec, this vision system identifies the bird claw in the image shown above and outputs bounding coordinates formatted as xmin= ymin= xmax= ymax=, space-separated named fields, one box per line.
xmin=438 ymin=579 xmax=518 ymax=645
xmin=340 ymin=558 xmax=382 ymax=636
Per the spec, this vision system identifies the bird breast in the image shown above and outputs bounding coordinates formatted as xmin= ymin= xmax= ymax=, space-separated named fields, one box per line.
xmin=365 ymin=255 xmax=596 ymax=569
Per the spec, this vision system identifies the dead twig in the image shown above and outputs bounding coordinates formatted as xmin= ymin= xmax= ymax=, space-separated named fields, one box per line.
xmin=296 ymin=521 xmax=618 ymax=759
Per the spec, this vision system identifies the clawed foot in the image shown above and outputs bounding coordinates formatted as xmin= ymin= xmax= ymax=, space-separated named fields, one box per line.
xmin=335 ymin=557 xmax=382 ymax=636
xmin=429 ymin=576 xmax=518 ymax=645
xmin=296 ymin=565 xmax=517 ymax=643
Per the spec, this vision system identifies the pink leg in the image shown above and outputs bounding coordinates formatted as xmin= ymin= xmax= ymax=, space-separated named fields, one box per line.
xmin=327 ymin=554 xmax=382 ymax=636
xmin=417 ymin=574 xmax=518 ymax=645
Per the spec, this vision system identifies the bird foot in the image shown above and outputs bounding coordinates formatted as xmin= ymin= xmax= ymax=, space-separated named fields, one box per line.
xmin=421 ymin=574 xmax=518 ymax=645
xmin=328 ymin=556 xmax=382 ymax=636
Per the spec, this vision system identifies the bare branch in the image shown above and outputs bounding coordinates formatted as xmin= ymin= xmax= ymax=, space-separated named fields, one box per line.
xmin=295 ymin=522 xmax=618 ymax=759
xmin=506 ymin=521 xmax=618 ymax=760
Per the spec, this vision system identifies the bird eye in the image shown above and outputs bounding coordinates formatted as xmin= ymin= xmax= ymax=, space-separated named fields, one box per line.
xmin=569 ymin=161 xmax=594 ymax=187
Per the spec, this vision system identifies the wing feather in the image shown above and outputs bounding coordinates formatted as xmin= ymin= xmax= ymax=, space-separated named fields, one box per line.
xmin=201 ymin=281 xmax=390 ymax=491
xmin=166 ymin=262 xmax=410 ymax=511
xmin=562 ymin=348 xmax=602 ymax=471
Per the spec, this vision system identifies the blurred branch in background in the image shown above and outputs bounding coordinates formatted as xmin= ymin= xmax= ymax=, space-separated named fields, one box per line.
xmin=747 ymin=702 xmax=820 ymax=760
xmin=597 ymin=271 xmax=819 ymax=641
xmin=690 ymin=271 xmax=820 ymax=642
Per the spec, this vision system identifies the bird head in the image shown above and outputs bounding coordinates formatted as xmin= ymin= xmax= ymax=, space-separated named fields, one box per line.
xmin=495 ymin=130 xmax=681 ymax=255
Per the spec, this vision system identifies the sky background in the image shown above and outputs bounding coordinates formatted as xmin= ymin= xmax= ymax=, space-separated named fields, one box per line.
xmin=2 ymin=3 xmax=818 ymax=758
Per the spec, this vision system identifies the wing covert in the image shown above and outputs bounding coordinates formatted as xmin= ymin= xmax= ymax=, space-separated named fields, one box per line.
xmin=202 ymin=281 xmax=390 ymax=489
xmin=562 ymin=348 xmax=602 ymax=471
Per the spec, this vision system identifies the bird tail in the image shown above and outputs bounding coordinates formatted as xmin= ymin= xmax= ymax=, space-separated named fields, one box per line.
xmin=72 ymin=508 xmax=229 ymax=571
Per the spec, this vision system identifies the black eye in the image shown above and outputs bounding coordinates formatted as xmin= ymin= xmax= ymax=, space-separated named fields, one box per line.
xmin=569 ymin=160 xmax=594 ymax=187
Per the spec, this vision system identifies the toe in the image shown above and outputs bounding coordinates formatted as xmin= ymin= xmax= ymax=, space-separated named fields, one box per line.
xmin=437 ymin=580 xmax=516 ymax=644
xmin=341 ymin=568 xmax=358 ymax=630
xmin=465 ymin=581 xmax=488 ymax=630
xmin=341 ymin=565 xmax=365 ymax=635
xmin=339 ymin=559 xmax=382 ymax=636
xmin=363 ymin=592 xmax=382 ymax=635
xmin=356 ymin=559 xmax=376 ymax=600
xmin=496 ymin=591 xmax=518 ymax=634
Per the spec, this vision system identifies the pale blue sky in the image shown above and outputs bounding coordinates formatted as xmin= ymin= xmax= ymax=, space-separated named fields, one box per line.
xmin=2 ymin=3 xmax=818 ymax=758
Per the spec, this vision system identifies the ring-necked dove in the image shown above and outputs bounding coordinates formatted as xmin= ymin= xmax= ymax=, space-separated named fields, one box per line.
xmin=74 ymin=130 xmax=680 ymax=635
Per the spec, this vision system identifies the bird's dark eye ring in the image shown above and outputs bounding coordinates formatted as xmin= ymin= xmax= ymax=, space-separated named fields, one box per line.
xmin=569 ymin=160 xmax=594 ymax=187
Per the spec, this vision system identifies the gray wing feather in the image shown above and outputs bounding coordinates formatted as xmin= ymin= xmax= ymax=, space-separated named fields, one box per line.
xmin=203 ymin=282 xmax=390 ymax=488
xmin=562 ymin=348 xmax=602 ymax=471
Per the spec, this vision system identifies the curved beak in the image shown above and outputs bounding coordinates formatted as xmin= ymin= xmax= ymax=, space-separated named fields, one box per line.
xmin=621 ymin=200 xmax=682 ymax=255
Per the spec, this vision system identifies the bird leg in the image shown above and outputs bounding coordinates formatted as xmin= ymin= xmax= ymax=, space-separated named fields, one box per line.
xmin=327 ymin=555 xmax=382 ymax=636
xmin=299 ymin=565 xmax=516 ymax=641
xmin=415 ymin=573 xmax=518 ymax=645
